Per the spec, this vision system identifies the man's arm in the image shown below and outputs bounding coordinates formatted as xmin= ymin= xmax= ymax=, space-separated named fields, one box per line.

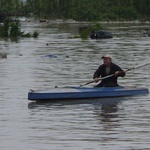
xmin=93 ymin=65 xmax=103 ymax=79
xmin=115 ymin=65 xmax=126 ymax=77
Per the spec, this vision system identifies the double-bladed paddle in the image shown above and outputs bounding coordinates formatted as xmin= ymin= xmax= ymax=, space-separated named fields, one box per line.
xmin=79 ymin=62 xmax=150 ymax=87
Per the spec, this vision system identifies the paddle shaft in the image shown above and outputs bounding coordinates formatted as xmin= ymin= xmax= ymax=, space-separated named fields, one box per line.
xmin=80 ymin=62 xmax=150 ymax=87
xmin=80 ymin=74 xmax=115 ymax=87
xmin=124 ymin=62 xmax=150 ymax=72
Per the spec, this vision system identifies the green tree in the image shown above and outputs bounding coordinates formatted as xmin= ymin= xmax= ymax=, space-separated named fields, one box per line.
xmin=24 ymin=0 xmax=150 ymax=21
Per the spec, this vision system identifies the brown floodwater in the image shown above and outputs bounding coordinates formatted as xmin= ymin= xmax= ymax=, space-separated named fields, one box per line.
xmin=0 ymin=20 xmax=150 ymax=150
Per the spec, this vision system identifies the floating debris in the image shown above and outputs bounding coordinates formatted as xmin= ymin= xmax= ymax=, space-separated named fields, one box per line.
xmin=0 ymin=52 xmax=7 ymax=59
xmin=44 ymin=54 xmax=57 ymax=58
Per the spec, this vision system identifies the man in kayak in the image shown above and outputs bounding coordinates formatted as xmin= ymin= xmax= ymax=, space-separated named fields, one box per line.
xmin=93 ymin=54 xmax=125 ymax=87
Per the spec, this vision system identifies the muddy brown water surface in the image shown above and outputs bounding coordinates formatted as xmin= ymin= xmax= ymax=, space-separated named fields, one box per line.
xmin=0 ymin=21 xmax=150 ymax=150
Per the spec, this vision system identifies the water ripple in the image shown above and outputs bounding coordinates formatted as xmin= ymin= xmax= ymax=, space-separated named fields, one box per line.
xmin=0 ymin=22 xmax=150 ymax=150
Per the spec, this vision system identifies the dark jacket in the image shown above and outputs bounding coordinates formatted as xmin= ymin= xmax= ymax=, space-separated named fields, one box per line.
xmin=93 ymin=63 xmax=125 ymax=87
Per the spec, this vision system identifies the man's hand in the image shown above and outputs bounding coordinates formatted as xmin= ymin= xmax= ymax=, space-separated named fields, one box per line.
xmin=115 ymin=71 xmax=120 ymax=76
xmin=94 ymin=77 xmax=99 ymax=82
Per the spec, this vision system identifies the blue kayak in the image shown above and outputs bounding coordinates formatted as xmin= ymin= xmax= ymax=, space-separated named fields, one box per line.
xmin=28 ymin=86 xmax=149 ymax=101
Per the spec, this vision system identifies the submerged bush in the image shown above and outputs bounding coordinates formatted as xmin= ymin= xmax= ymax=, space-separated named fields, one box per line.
xmin=10 ymin=20 xmax=22 ymax=37
xmin=0 ymin=18 xmax=39 ymax=38
xmin=79 ymin=23 xmax=104 ymax=40
xmin=32 ymin=31 xmax=39 ymax=38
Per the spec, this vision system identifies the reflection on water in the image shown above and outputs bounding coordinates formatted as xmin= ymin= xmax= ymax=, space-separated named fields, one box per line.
xmin=0 ymin=21 xmax=150 ymax=150
xmin=100 ymin=104 xmax=118 ymax=121
xmin=27 ymin=96 xmax=125 ymax=109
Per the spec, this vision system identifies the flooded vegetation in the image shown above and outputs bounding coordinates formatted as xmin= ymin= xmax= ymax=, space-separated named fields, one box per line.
xmin=0 ymin=18 xmax=39 ymax=38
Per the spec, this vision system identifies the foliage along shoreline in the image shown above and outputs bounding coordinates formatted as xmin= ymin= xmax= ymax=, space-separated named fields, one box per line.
xmin=0 ymin=0 xmax=150 ymax=22
xmin=24 ymin=0 xmax=150 ymax=22
xmin=0 ymin=0 xmax=150 ymax=39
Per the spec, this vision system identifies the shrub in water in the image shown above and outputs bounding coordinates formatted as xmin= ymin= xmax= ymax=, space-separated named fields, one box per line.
xmin=0 ymin=18 xmax=39 ymax=38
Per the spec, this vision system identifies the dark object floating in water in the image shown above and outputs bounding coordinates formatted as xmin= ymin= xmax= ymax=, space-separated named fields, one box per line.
xmin=44 ymin=54 xmax=57 ymax=58
xmin=0 ymin=52 xmax=7 ymax=59
xmin=144 ymin=28 xmax=150 ymax=37
xmin=43 ymin=55 xmax=69 ymax=58
xmin=40 ymin=19 xmax=48 ymax=23
xmin=90 ymin=30 xmax=113 ymax=39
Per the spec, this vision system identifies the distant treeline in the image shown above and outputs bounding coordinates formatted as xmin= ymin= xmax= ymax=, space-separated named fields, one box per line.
xmin=0 ymin=0 xmax=24 ymax=14
xmin=0 ymin=0 xmax=150 ymax=21
xmin=0 ymin=0 xmax=25 ymax=22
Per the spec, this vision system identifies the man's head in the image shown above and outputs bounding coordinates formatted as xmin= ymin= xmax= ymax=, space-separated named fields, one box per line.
xmin=101 ymin=54 xmax=112 ymax=66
